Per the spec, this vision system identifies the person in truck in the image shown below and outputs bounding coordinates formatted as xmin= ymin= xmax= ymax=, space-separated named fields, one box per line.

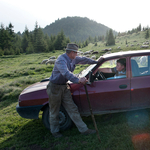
xmin=98 ymin=58 xmax=126 ymax=77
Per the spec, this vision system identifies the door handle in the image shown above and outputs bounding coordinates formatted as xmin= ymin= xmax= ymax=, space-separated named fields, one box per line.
xmin=119 ymin=84 xmax=127 ymax=89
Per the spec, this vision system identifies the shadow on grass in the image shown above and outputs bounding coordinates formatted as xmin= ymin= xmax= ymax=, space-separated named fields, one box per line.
xmin=0 ymin=118 xmax=52 ymax=150
xmin=0 ymin=117 xmax=93 ymax=150
xmin=0 ymin=97 xmax=20 ymax=110
xmin=2 ymin=110 xmax=149 ymax=150
xmin=0 ymin=55 xmax=20 ymax=59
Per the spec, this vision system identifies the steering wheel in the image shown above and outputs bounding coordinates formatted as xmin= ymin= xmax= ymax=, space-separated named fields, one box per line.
xmin=95 ymin=71 xmax=106 ymax=80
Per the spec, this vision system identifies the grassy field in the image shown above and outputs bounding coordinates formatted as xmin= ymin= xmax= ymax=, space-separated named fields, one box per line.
xmin=1 ymin=30 xmax=150 ymax=150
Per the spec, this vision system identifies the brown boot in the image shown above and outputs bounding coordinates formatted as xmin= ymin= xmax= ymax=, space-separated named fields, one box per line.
xmin=52 ymin=132 xmax=63 ymax=138
xmin=81 ymin=129 xmax=96 ymax=135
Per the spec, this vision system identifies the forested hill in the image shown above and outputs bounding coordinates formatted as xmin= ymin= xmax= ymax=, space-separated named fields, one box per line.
xmin=43 ymin=17 xmax=117 ymax=42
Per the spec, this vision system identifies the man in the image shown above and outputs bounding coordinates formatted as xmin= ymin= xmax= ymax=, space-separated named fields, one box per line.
xmin=98 ymin=58 xmax=126 ymax=77
xmin=47 ymin=43 xmax=99 ymax=138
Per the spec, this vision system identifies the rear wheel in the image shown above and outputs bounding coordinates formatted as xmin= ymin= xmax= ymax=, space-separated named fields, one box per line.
xmin=42 ymin=105 xmax=73 ymax=130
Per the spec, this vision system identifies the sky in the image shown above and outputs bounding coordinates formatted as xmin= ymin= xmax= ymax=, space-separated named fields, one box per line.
xmin=0 ymin=0 xmax=150 ymax=34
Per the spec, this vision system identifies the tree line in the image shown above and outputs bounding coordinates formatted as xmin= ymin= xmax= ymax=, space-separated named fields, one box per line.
xmin=117 ymin=24 xmax=150 ymax=40
xmin=80 ymin=29 xmax=116 ymax=47
xmin=0 ymin=22 xmax=116 ymax=56
xmin=117 ymin=24 xmax=142 ymax=36
xmin=0 ymin=22 xmax=71 ymax=56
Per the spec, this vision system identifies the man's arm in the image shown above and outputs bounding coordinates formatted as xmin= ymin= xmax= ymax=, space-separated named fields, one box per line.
xmin=56 ymin=60 xmax=87 ymax=84
xmin=98 ymin=68 xmax=112 ymax=73
xmin=75 ymin=56 xmax=98 ymax=64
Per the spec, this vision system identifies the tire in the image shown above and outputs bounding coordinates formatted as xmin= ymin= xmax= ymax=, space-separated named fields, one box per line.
xmin=42 ymin=105 xmax=73 ymax=130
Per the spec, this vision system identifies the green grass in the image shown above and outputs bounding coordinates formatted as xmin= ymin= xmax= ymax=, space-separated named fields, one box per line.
xmin=1 ymin=103 xmax=150 ymax=150
xmin=0 ymin=30 xmax=150 ymax=150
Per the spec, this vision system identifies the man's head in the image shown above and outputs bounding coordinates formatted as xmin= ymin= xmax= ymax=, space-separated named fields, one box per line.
xmin=66 ymin=43 xmax=78 ymax=59
xmin=116 ymin=58 xmax=126 ymax=71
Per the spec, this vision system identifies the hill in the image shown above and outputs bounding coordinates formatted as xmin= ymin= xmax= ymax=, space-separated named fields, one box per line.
xmin=79 ymin=29 xmax=150 ymax=57
xmin=43 ymin=16 xmax=117 ymax=42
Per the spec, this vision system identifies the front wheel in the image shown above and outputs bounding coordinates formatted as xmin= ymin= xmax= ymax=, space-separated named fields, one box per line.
xmin=42 ymin=105 xmax=73 ymax=130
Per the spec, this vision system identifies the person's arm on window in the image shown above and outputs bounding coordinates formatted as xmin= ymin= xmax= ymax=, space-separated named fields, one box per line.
xmin=98 ymin=68 xmax=112 ymax=73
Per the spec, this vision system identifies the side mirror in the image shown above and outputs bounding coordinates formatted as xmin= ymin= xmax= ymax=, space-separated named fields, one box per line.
xmin=88 ymin=71 xmax=94 ymax=84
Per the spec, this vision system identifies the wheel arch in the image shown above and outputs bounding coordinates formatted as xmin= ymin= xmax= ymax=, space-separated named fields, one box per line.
xmin=41 ymin=103 xmax=49 ymax=111
xmin=42 ymin=104 xmax=73 ymax=130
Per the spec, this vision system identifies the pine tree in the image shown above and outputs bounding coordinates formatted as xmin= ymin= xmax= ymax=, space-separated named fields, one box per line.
xmin=14 ymin=34 xmax=22 ymax=54
xmin=0 ymin=47 xmax=4 ymax=56
xmin=85 ymin=40 xmax=88 ymax=46
xmin=6 ymin=23 xmax=15 ymax=50
xmin=60 ymin=30 xmax=66 ymax=49
xmin=34 ymin=27 xmax=47 ymax=52
xmin=145 ymin=30 xmax=149 ymax=39
xmin=33 ymin=22 xmax=39 ymax=51
xmin=15 ymin=47 xmax=20 ymax=55
xmin=88 ymin=36 xmax=93 ymax=42
xmin=0 ymin=23 xmax=15 ymax=51
xmin=0 ymin=24 xmax=5 ymax=50
xmin=26 ymin=42 xmax=34 ymax=54
xmin=44 ymin=34 xmax=51 ymax=52
xmin=137 ymin=24 xmax=141 ymax=32
xmin=54 ymin=32 xmax=62 ymax=50
xmin=21 ymin=34 xmax=29 ymax=53
xmin=105 ymin=30 xmax=109 ymax=41
xmin=94 ymin=36 xmax=97 ymax=42
xmin=49 ymin=35 xmax=56 ymax=51
xmin=78 ymin=41 xmax=82 ymax=48
xmin=8 ymin=23 xmax=15 ymax=37
xmin=21 ymin=26 xmax=30 ymax=53
xmin=106 ymin=29 xmax=115 ymax=46
xmin=54 ymin=30 xmax=70 ymax=50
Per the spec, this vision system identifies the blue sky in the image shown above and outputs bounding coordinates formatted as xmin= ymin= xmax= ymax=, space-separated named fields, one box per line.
xmin=0 ymin=0 xmax=149 ymax=33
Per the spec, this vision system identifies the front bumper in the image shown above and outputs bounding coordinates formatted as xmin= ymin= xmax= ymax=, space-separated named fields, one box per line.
xmin=16 ymin=104 xmax=43 ymax=119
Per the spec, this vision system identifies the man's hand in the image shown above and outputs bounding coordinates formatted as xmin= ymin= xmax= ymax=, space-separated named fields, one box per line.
xmin=98 ymin=59 xmax=101 ymax=63
xmin=78 ymin=77 xmax=88 ymax=84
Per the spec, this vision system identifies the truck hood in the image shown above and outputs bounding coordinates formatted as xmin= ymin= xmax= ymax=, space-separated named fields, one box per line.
xmin=19 ymin=80 xmax=83 ymax=107
xmin=21 ymin=81 xmax=49 ymax=94
xmin=19 ymin=81 xmax=49 ymax=106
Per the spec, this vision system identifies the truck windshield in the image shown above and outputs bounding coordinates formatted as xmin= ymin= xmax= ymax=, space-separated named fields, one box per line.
xmin=77 ymin=64 xmax=97 ymax=78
